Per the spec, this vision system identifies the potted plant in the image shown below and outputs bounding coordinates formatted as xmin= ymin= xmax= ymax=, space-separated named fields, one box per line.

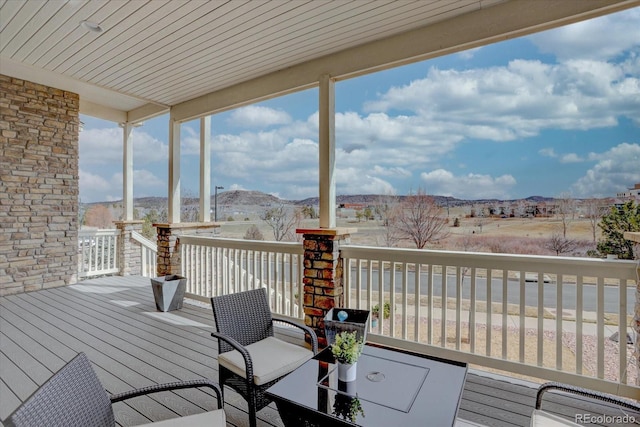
xmin=371 ymin=302 xmax=390 ymax=329
xmin=331 ymin=330 xmax=363 ymax=382
xmin=333 ymin=394 xmax=364 ymax=422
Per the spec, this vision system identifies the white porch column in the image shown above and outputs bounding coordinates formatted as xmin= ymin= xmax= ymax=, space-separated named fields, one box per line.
xmin=318 ymin=74 xmax=336 ymax=228
xmin=122 ymin=122 xmax=134 ymax=221
xmin=168 ymin=117 xmax=181 ymax=223
xmin=199 ymin=116 xmax=211 ymax=222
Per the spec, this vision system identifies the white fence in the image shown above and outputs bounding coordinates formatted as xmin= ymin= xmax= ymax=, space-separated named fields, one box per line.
xmin=180 ymin=236 xmax=304 ymax=317
xmin=341 ymin=245 xmax=639 ymax=398
xmin=132 ymin=231 xmax=157 ymax=277
xmin=78 ymin=229 xmax=119 ymax=278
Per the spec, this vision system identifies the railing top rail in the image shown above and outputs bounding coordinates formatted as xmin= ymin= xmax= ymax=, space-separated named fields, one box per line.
xmin=78 ymin=229 xmax=118 ymax=237
xmin=131 ymin=231 xmax=157 ymax=250
xmin=340 ymin=244 xmax=638 ymax=278
xmin=180 ymin=235 xmax=304 ymax=254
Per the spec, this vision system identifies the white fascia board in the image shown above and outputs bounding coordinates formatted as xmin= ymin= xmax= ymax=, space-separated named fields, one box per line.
xmin=127 ymin=103 xmax=170 ymax=124
xmin=79 ymin=100 xmax=127 ymax=123
xmin=172 ymin=0 xmax=639 ymax=123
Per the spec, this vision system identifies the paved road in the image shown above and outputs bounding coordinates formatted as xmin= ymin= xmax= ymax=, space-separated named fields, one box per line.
xmin=351 ymin=268 xmax=635 ymax=314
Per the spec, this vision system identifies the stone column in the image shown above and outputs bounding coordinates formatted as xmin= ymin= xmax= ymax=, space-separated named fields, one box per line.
xmin=114 ymin=220 xmax=144 ymax=276
xmin=298 ymin=228 xmax=356 ymax=347
xmin=154 ymin=222 xmax=220 ymax=277
xmin=623 ymin=231 xmax=640 ymax=385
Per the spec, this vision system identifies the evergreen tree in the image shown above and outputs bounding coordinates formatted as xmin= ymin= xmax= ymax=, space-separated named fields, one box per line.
xmin=596 ymin=201 xmax=640 ymax=260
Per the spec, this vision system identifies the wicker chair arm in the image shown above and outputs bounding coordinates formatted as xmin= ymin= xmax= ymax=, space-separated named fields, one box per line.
xmin=273 ymin=316 xmax=319 ymax=354
xmin=536 ymin=382 xmax=640 ymax=412
xmin=211 ymin=331 xmax=255 ymax=383
xmin=110 ymin=378 xmax=223 ymax=409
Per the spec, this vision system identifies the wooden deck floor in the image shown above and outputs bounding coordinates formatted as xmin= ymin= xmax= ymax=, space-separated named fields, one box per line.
xmin=1 ymin=276 xmax=637 ymax=426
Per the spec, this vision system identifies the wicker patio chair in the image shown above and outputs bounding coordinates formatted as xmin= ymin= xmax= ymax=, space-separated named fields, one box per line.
xmin=532 ymin=381 xmax=640 ymax=426
xmin=4 ymin=352 xmax=225 ymax=427
xmin=211 ymin=287 xmax=318 ymax=427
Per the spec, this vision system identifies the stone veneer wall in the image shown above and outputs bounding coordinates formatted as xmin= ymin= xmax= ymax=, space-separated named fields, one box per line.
xmin=300 ymin=230 xmax=353 ymax=347
xmin=0 ymin=75 xmax=80 ymax=296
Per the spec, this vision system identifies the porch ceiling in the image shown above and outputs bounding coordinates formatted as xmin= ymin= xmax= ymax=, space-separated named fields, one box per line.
xmin=1 ymin=0 xmax=638 ymax=123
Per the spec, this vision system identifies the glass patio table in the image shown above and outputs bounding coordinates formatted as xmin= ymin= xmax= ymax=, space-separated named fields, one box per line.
xmin=266 ymin=343 xmax=468 ymax=426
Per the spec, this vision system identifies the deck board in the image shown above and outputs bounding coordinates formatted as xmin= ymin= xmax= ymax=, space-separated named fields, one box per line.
xmin=1 ymin=276 xmax=637 ymax=427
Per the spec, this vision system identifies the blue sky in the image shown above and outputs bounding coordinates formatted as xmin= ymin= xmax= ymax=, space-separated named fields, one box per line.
xmin=79 ymin=8 xmax=640 ymax=203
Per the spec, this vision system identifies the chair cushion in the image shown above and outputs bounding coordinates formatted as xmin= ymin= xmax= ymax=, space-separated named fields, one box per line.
xmin=218 ymin=336 xmax=313 ymax=385
xmin=136 ymin=409 xmax=225 ymax=426
xmin=531 ymin=409 xmax=580 ymax=426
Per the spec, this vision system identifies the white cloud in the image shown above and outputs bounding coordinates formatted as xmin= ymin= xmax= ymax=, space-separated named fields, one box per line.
xmin=539 ymin=148 xmax=557 ymax=158
xmin=79 ymin=169 xmax=112 ymax=203
xmin=571 ymin=143 xmax=640 ymax=197
xmin=80 ymin=127 xmax=167 ymax=164
xmin=529 ymin=8 xmax=640 ymax=61
xmin=364 ymin=58 xmax=640 ymax=141
xmin=227 ymin=105 xmax=292 ymax=128
xmin=559 ymin=153 xmax=584 ymax=163
xmin=420 ymin=169 xmax=517 ymax=199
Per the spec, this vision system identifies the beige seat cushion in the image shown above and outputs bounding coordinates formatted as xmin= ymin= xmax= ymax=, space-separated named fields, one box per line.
xmin=137 ymin=409 xmax=226 ymax=426
xmin=531 ymin=409 xmax=580 ymax=426
xmin=218 ymin=336 xmax=313 ymax=385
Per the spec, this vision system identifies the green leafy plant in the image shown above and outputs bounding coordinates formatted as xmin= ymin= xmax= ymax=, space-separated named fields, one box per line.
xmin=333 ymin=394 xmax=364 ymax=422
xmin=372 ymin=302 xmax=390 ymax=319
xmin=331 ymin=331 xmax=363 ymax=364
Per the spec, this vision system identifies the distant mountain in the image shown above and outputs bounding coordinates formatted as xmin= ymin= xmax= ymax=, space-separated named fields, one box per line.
xmin=85 ymin=190 xmax=561 ymax=210
xmin=216 ymin=190 xmax=283 ymax=206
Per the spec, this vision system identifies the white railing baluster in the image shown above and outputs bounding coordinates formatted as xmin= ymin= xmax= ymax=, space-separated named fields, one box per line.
xmin=597 ymin=276 xmax=605 ymax=379
xmin=338 ymin=245 xmax=638 ymax=398
xmin=619 ymin=278 xmax=627 ymax=384
xmin=469 ymin=267 xmax=476 ymax=354
xmin=557 ymin=273 xmax=564 ymax=370
xmin=519 ymin=271 xmax=525 ymax=363
xmin=537 ymin=271 xmax=544 ymax=367
xmin=576 ymin=275 xmax=583 ymax=374
xmin=502 ymin=269 xmax=508 ymax=360
xmin=486 ymin=268 xmax=493 ymax=357
xmin=78 ymin=229 xmax=120 ymax=278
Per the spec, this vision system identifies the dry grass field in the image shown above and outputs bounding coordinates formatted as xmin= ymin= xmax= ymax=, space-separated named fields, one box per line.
xmin=217 ymin=212 xmax=600 ymax=256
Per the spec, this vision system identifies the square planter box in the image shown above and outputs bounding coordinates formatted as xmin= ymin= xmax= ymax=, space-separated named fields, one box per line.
xmin=324 ymin=308 xmax=370 ymax=345
xmin=150 ymin=275 xmax=187 ymax=312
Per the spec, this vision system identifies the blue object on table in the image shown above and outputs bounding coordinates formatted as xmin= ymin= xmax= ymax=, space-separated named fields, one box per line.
xmin=337 ymin=310 xmax=348 ymax=322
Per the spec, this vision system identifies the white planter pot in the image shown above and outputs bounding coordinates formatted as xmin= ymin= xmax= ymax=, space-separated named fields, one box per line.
xmin=338 ymin=361 xmax=357 ymax=382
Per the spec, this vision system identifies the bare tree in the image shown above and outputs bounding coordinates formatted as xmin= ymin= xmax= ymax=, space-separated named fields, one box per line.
xmin=583 ymin=198 xmax=605 ymax=244
xmin=394 ymin=188 xmax=449 ymax=249
xmin=556 ymin=192 xmax=575 ymax=238
xmin=545 ymin=231 xmax=578 ymax=256
xmin=243 ymin=225 xmax=264 ymax=240
xmin=84 ymin=204 xmax=113 ymax=228
xmin=260 ymin=204 xmax=302 ymax=241
xmin=375 ymin=194 xmax=402 ymax=247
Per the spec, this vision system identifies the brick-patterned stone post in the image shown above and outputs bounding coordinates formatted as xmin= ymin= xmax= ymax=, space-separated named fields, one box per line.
xmin=623 ymin=231 xmax=640 ymax=385
xmin=114 ymin=220 xmax=144 ymax=276
xmin=154 ymin=223 xmax=220 ymax=277
xmin=297 ymin=228 xmax=356 ymax=348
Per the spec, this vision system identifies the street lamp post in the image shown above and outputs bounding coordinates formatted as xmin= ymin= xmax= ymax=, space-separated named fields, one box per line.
xmin=214 ymin=185 xmax=224 ymax=222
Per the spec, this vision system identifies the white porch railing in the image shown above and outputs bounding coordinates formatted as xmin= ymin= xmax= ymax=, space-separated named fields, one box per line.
xmin=132 ymin=231 xmax=157 ymax=277
xmin=341 ymin=245 xmax=639 ymax=399
xmin=78 ymin=229 xmax=119 ymax=278
xmin=180 ymin=236 xmax=305 ymax=317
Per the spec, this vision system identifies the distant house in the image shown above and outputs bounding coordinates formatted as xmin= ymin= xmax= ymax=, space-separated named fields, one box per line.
xmin=616 ymin=183 xmax=640 ymax=201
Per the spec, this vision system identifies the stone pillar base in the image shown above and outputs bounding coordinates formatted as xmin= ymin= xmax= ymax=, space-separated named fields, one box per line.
xmin=114 ymin=220 xmax=144 ymax=276
xmin=154 ymin=222 xmax=220 ymax=277
xmin=297 ymin=227 xmax=357 ymax=348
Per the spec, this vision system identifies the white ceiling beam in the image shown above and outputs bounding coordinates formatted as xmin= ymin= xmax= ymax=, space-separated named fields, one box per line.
xmin=127 ymin=104 xmax=170 ymax=124
xmin=171 ymin=0 xmax=639 ymax=123
xmin=79 ymin=100 xmax=127 ymax=124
